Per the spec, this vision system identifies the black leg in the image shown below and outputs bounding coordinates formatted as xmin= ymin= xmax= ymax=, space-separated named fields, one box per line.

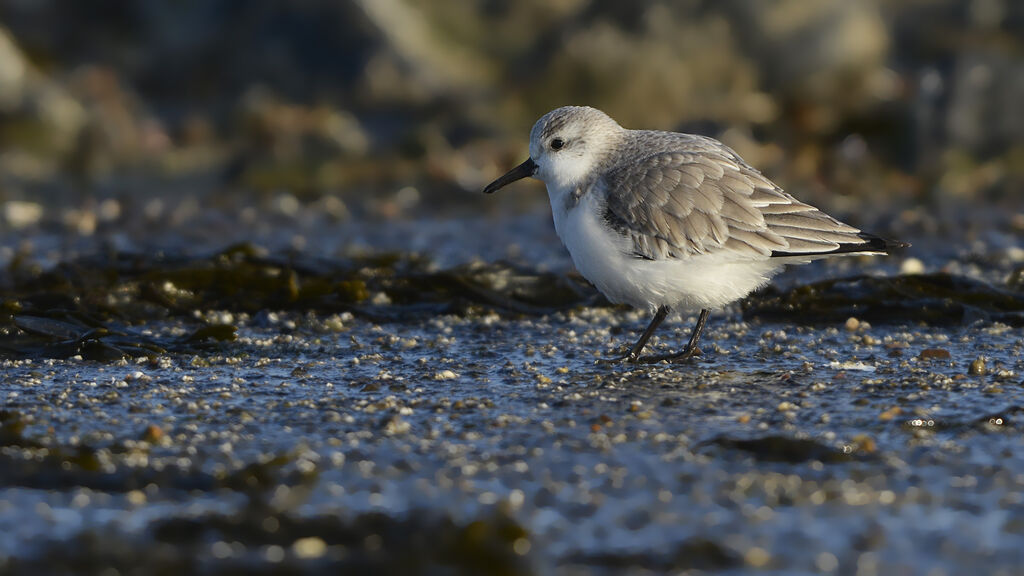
xmin=600 ymin=305 xmax=670 ymax=363
xmin=634 ymin=308 xmax=710 ymax=364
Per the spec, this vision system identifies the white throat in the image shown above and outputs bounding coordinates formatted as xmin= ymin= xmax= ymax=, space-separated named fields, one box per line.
xmin=536 ymin=152 xmax=599 ymax=193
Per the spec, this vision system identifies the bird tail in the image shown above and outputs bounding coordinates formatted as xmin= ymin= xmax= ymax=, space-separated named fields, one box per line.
xmin=770 ymin=232 xmax=910 ymax=260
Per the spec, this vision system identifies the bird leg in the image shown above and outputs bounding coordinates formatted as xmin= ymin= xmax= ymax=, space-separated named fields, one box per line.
xmin=635 ymin=308 xmax=709 ymax=364
xmin=599 ymin=305 xmax=670 ymax=363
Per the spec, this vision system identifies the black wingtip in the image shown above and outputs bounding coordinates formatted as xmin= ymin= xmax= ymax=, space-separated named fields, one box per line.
xmin=858 ymin=232 xmax=911 ymax=252
xmin=770 ymin=232 xmax=910 ymax=258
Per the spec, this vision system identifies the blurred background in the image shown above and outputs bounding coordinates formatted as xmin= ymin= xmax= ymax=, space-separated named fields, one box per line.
xmin=4 ymin=4 xmax=1024 ymax=573
xmin=0 ymin=0 xmax=1021 ymax=262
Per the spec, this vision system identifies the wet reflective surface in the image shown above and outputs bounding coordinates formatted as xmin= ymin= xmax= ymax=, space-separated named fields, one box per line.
xmin=2 ymin=200 xmax=1024 ymax=574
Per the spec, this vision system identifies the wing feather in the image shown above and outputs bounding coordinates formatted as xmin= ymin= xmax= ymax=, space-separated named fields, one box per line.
xmin=601 ymin=138 xmax=875 ymax=261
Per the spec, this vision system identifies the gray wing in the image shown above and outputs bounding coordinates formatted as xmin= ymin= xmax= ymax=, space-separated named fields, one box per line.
xmin=601 ymin=144 xmax=867 ymax=261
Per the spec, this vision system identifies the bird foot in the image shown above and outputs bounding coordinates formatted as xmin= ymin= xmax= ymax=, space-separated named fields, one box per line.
xmin=633 ymin=347 xmax=703 ymax=364
xmin=596 ymin=350 xmax=638 ymax=365
xmin=598 ymin=347 xmax=702 ymax=365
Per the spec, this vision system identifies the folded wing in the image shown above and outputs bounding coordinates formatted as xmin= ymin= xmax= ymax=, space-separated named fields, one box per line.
xmin=601 ymin=140 xmax=890 ymax=261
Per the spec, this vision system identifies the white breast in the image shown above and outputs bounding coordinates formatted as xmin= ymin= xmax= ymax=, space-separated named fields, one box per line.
xmin=547 ymin=184 xmax=785 ymax=313
xmin=549 ymin=187 xmax=635 ymax=301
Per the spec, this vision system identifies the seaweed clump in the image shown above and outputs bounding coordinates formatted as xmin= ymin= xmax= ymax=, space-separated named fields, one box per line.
xmin=0 ymin=243 xmax=592 ymax=360
xmin=6 ymin=508 xmax=533 ymax=576
xmin=744 ymin=273 xmax=1024 ymax=327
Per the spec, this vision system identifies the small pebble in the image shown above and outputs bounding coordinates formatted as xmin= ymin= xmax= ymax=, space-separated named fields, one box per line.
xmin=140 ymin=424 xmax=164 ymax=443
xmin=900 ymin=257 xmax=925 ymax=275
xmin=745 ymin=547 xmax=771 ymax=568
xmin=844 ymin=317 xmax=860 ymax=331
xmin=292 ymin=537 xmax=327 ymax=559
xmin=323 ymin=317 xmax=345 ymax=332
xmin=382 ymin=416 xmax=410 ymax=435
xmin=126 ymin=490 xmax=147 ymax=506
xmin=850 ymin=434 xmax=876 ymax=453
xmin=918 ymin=348 xmax=951 ymax=360
xmin=879 ymin=406 xmax=901 ymax=421
xmin=969 ymin=357 xmax=986 ymax=376
xmin=264 ymin=545 xmax=285 ymax=563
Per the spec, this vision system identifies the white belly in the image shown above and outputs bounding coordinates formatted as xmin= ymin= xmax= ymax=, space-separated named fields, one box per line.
xmin=548 ymin=187 xmax=784 ymax=312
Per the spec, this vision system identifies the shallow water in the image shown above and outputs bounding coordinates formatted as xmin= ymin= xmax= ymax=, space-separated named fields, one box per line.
xmin=2 ymin=200 xmax=1024 ymax=574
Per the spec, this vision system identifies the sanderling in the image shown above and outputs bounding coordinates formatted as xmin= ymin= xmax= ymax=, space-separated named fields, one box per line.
xmin=483 ymin=106 xmax=907 ymax=364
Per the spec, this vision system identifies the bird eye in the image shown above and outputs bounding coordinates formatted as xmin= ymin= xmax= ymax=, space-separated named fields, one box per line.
xmin=550 ymin=138 xmax=564 ymax=150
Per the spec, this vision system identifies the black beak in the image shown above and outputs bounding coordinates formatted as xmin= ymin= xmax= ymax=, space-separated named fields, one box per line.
xmin=482 ymin=158 xmax=537 ymax=194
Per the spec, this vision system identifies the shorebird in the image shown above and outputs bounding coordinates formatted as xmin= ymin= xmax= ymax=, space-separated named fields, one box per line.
xmin=483 ymin=106 xmax=906 ymax=363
